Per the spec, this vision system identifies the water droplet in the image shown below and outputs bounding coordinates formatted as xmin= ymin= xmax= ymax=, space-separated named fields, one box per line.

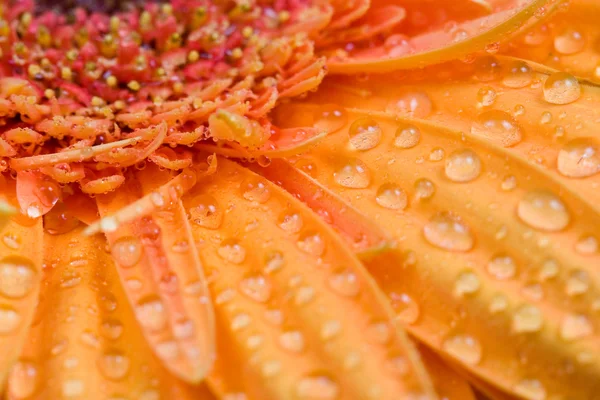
xmin=111 ymin=236 xmax=142 ymax=268
xmin=327 ymin=268 xmax=360 ymax=297
xmin=489 ymin=294 xmax=508 ymax=313
xmin=189 ymin=194 xmax=223 ymax=229
xmin=100 ymin=319 xmax=123 ymax=340
xmin=502 ymin=60 xmax=533 ymax=88
xmin=135 ymin=297 xmax=167 ymax=332
xmin=390 ymin=292 xmax=420 ymax=324
xmin=428 ymin=147 xmax=445 ymax=161
xmin=0 ymin=305 xmax=20 ymax=334
xmin=231 ymin=313 xmax=251 ymax=331
xmin=554 ymin=29 xmax=585 ymax=55
xmin=294 ymin=286 xmax=315 ymax=305
xmin=454 ymin=271 xmax=480 ymax=296
xmin=387 ymin=92 xmax=433 ymax=118
xmin=445 ymin=149 xmax=482 ymax=182
xmin=218 ymin=238 xmax=247 ymax=264
xmin=239 ymin=272 xmax=272 ymax=303
xmin=375 ymin=183 xmax=407 ymax=210
xmin=279 ymin=330 xmax=305 ymax=353
xmin=575 ymin=234 xmax=598 ymax=255
xmin=557 ymin=138 xmax=600 ymax=178
xmin=423 ymin=212 xmax=474 ymax=252
xmin=98 ymin=351 xmax=130 ymax=380
xmin=393 ymin=124 xmax=421 ymax=149
xmin=240 ymin=177 xmax=271 ymax=203
xmin=0 ymin=256 xmax=37 ymax=298
xmin=320 ymin=320 xmax=341 ymax=341
xmin=348 ymin=117 xmax=381 ymax=151
xmin=513 ymin=304 xmax=543 ymax=333
xmin=487 ymin=255 xmax=517 ymax=280
xmin=43 ymin=202 xmax=80 ymax=235
xmin=297 ymin=231 xmax=325 ymax=257
xmin=477 ymin=86 xmax=497 ymax=107
xmin=264 ymin=251 xmax=285 ymax=274
xmin=62 ymin=379 xmax=84 ymax=397
xmin=414 ymin=178 xmax=435 ymax=200
xmin=539 ymin=259 xmax=559 ymax=281
xmin=540 ymin=111 xmax=552 ymax=124
xmin=560 ymin=313 xmax=593 ymax=341
xmin=442 ymin=334 xmax=482 ymax=365
xmin=8 ymin=361 xmax=38 ymax=399
xmin=543 ymin=72 xmax=581 ymax=104
xmin=334 ymin=158 xmax=370 ymax=188
xmin=474 ymin=56 xmax=502 ymax=81
xmin=501 ymin=175 xmax=517 ymax=191
xmin=314 ymin=105 xmax=348 ymax=134
xmin=278 ymin=212 xmax=303 ymax=233
xmin=366 ymin=321 xmax=391 ymax=344
xmin=261 ymin=360 xmax=281 ymax=377
xmin=517 ymin=190 xmax=570 ymax=231
xmin=296 ymin=374 xmax=339 ymax=399
xmin=566 ymin=269 xmax=589 ymax=296
xmin=155 ymin=340 xmax=179 ymax=360
xmin=513 ymin=379 xmax=546 ymax=400
xmin=471 ymin=110 xmax=522 ymax=147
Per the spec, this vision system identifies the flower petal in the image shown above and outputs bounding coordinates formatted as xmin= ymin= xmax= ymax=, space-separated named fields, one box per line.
xmin=7 ymin=226 xmax=216 ymax=399
xmin=269 ymin=104 xmax=600 ymax=398
xmin=181 ymin=157 xmax=437 ymax=399
xmin=327 ymin=0 xmax=554 ymax=73
xmin=93 ymin=167 xmax=215 ymax=383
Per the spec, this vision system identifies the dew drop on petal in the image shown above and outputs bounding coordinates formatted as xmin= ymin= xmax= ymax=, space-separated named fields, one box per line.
xmin=575 ymin=234 xmax=598 ymax=255
xmin=8 ymin=361 xmax=38 ymax=399
xmin=111 ymin=236 xmax=142 ymax=268
xmin=502 ymin=60 xmax=533 ymax=88
xmin=512 ymin=304 xmax=543 ymax=333
xmin=218 ymin=238 xmax=247 ymax=264
xmin=471 ymin=110 xmax=522 ymax=147
xmin=98 ymin=351 xmax=130 ymax=380
xmin=390 ymin=292 xmax=420 ymax=324
xmin=517 ymin=190 xmax=570 ymax=232
xmin=135 ymin=297 xmax=167 ymax=332
xmin=297 ymin=231 xmax=325 ymax=257
xmin=0 ymin=306 xmax=20 ymax=334
xmin=240 ymin=177 xmax=271 ymax=203
xmin=239 ymin=272 xmax=272 ymax=303
xmin=375 ymin=183 xmax=407 ymax=210
xmin=387 ymin=92 xmax=433 ymax=118
xmin=188 ymin=194 xmax=223 ymax=229
xmin=445 ymin=149 xmax=482 ymax=183
xmin=393 ymin=124 xmax=421 ymax=149
xmin=348 ymin=117 xmax=381 ymax=151
xmin=557 ymin=138 xmax=600 ymax=178
xmin=278 ymin=212 xmax=303 ymax=233
xmin=423 ymin=212 xmax=474 ymax=252
xmin=513 ymin=379 xmax=546 ymax=400
xmin=295 ymin=374 xmax=339 ymax=400
xmin=560 ymin=314 xmax=593 ymax=341
xmin=327 ymin=268 xmax=360 ymax=297
xmin=0 ymin=256 xmax=37 ymax=298
xmin=314 ymin=105 xmax=348 ymax=134
xmin=454 ymin=271 xmax=480 ymax=296
xmin=442 ymin=335 xmax=482 ymax=365
xmin=334 ymin=158 xmax=370 ymax=189
xmin=543 ymin=72 xmax=581 ymax=105
xmin=414 ymin=178 xmax=435 ymax=200
xmin=487 ymin=255 xmax=517 ymax=280
xmin=477 ymin=86 xmax=497 ymax=107
xmin=279 ymin=330 xmax=305 ymax=353
xmin=554 ymin=29 xmax=585 ymax=55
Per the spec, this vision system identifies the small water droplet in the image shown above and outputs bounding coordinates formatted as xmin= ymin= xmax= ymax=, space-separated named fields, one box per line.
xmin=414 ymin=178 xmax=435 ymax=200
xmin=501 ymin=175 xmax=517 ymax=191
xmin=314 ymin=105 xmax=348 ymax=134
xmin=428 ymin=147 xmax=445 ymax=161
xmin=454 ymin=271 xmax=480 ymax=296
xmin=239 ymin=272 xmax=272 ymax=303
xmin=348 ymin=117 xmax=381 ymax=151
xmin=487 ymin=255 xmax=517 ymax=280
xmin=502 ymin=60 xmax=533 ymax=88
xmin=390 ymin=292 xmax=420 ymax=324
xmin=279 ymin=330 xmax=305 ymax=353
xmin=554 ymin=29 xmax=585 ymax=55
xmin=387 ymin=92 xmax=433 ymax=118
xmin=543 ymin=72 xmax=581 ymax=104
xmin=513 ymin=304 xmax=543 ymax=333
xmin=8 ymin=361 xmax=38 ymax=399
xmin=566 ymin=269 xmax=589 ymax=296
xmin=294 ymin=286 xmax=315 ymax=305
xmin=320 ymin=320 xmax=341 ymax=341
xmin=375 ymin=183 xmax=407 ymax=210
xmin=327 ymin=268 xmax=360 ymax=297
xmin=231 ymin=313 xmax=251 ymax=331
xmin=471 ymin=110 xmax=522 ymax=147
xmin=296 ymin=374 xmax=339 ymax=399
xmin=334 ymin=158 xmax=370 ymax=188
xmin=0 ymin=256 xmax=37 ymax=298
xmin=264 ymin=251 xmax=285 ymax=274
xmin=393 ymin=124 xmax=420 ymax=149
xmin=560 ymin=313 xmax=593 ymax=341
xmin=189 ymin=194 xmax=223 ymax=229
xmin=445 ymin=149 xmax=482 ymax=182
xmin=0 ymin=305 xmax=20 ymax=334
xmin=98 ymin=351 xmax=130 ymax=380
xmin=477 ymin=86 xmax=497 ymax=107
xmin=517 ymin=190 xmax=570 ymax=231
xmin=423 ymin=212 xmax=474 ymax=252
xmin=297 ymin=231 xmax=325 ymax=257
xmin=278 ymin=212 xmax=303 ymax=233
xmin=442 ymin=334 xmax=482 ymax=365
xmin=489 ymin=294 xmax=508 ymax=313
xmin=557 ymin=138 xmax=600 ymax=178
xmin=513 ymin=379 xmax=546 ymax=400
xmin=135 ymin=297 xmax=167 ymax=332
xmin=218 ymin=238 xmax=247 ymax=264
xmin=111 ymin=236 xmax=142 ymax=268
xmin=240 ymin=177 xmax=271 ymax=203
xmin=100 ymin=319 xmax=123 ymax=340
xmin=575 ymin=234 xmax=598 ymax=255
xmin=62 ymin=379 xmax=85 ymax=397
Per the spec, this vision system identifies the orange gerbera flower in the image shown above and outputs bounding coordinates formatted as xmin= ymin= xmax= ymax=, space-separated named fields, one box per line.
xmin=0 ymin=0 xmax=598 ymax=398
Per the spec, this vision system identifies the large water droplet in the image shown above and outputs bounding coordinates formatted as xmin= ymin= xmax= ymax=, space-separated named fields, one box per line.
xmin=239 ymin=272 xmax=272 ymax=303
xmin=445 ymin=149 xmax=482 ymax=183
xmin=502 ymin=60 xmax=533 ymax=88
xmin=387 ymin=92 xmax=432 ymax=118
xmin=423 ymin=212 xmax=474 ymax=252
xmin=189 ymin=194 xmax=223 ymax=229
xmin=543 ymin=72 xmax=581 ymax=104
xmin=393 ymin=124 xmax=420 ymax=149
xmin=314 ymin=105 xmax=348 ymax=134
xmin=111 ymin=236 xmax=142 ymax=268
xmin=442 ymin=334 xmax=482 ymax=365
xmin=0 ymin=306 xmax=20 ymax=334
xmin=471 ymin=110 xmax=522 ymax=147
xmin=98 ymin=351 xmax=130 ymax=380
xmin=218 ymin=238 xmax=247 ymax=264
xmin=334 ymin=158 xmax=370 ymax=189
xmin=557 ymin=138 xmax=600 ymax=178
xmin=517 ymin=190 xmax=570 ymax=231
xmin=296 ymin=374 xmax=339 ymax=399
xmin=554 ymin=29 xmax=585 ymax=55
xmin=477 ymin=86 xmax=497 ymax=107
xmin=8 ymin=361 xmax=38 ymax=399
xmin=348 ymin=117 xmax=381 ymax=151
xmin=512 ymin=304 xmax=543 ymax=333
xmin=0 ymin=256 xmax=37 ymax=298
xmin=375 ymin=183 xmax=407 ymax=210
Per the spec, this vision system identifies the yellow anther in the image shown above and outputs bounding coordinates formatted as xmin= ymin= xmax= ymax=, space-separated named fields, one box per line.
xmin=44 ymin=89 xmax=55 ymax=99
xmin=27 ymin=64 xmax=41 ymax=78
xmin=114 ymin=100 xmax=126 ymax=110
xmin=242 ymin=26 xmax=253 ymax=38
xmin=106 ymin=76 xmax=118 ymax=87
xmin=66 ymin=49 xmax=78 ymax=61
xmin=61 ymin=67 xmax=73 ymax=81
xmin=278 ymin=11 xmax=291 ymax=22
xmin=230 ymin=47 xmax=243 ymax=59
xmin=127 ymin=80 xmax=141 ymax=91
xmin=173 ymin=81 xmax=184 ymax=93
xmin=91 ymin=96 xmax=106 ymax=107
xmin=188 ymin=50 xmax=200 ymax=63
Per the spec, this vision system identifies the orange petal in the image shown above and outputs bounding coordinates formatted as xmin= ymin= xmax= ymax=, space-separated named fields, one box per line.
xmin=181 ymin=157 xmax=437 ymax=399
xmin=93 ymin=166 xmax=215 ymax=383
xmin=419 ymin=345 xmax=477 ymax=400
xmin=269 ymin=105 xmax=600 ymax=399
xmin=327 ymin=0 xmax=554 ymax=73
xmin=7 ymin=226 xmax=216 ymax=399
